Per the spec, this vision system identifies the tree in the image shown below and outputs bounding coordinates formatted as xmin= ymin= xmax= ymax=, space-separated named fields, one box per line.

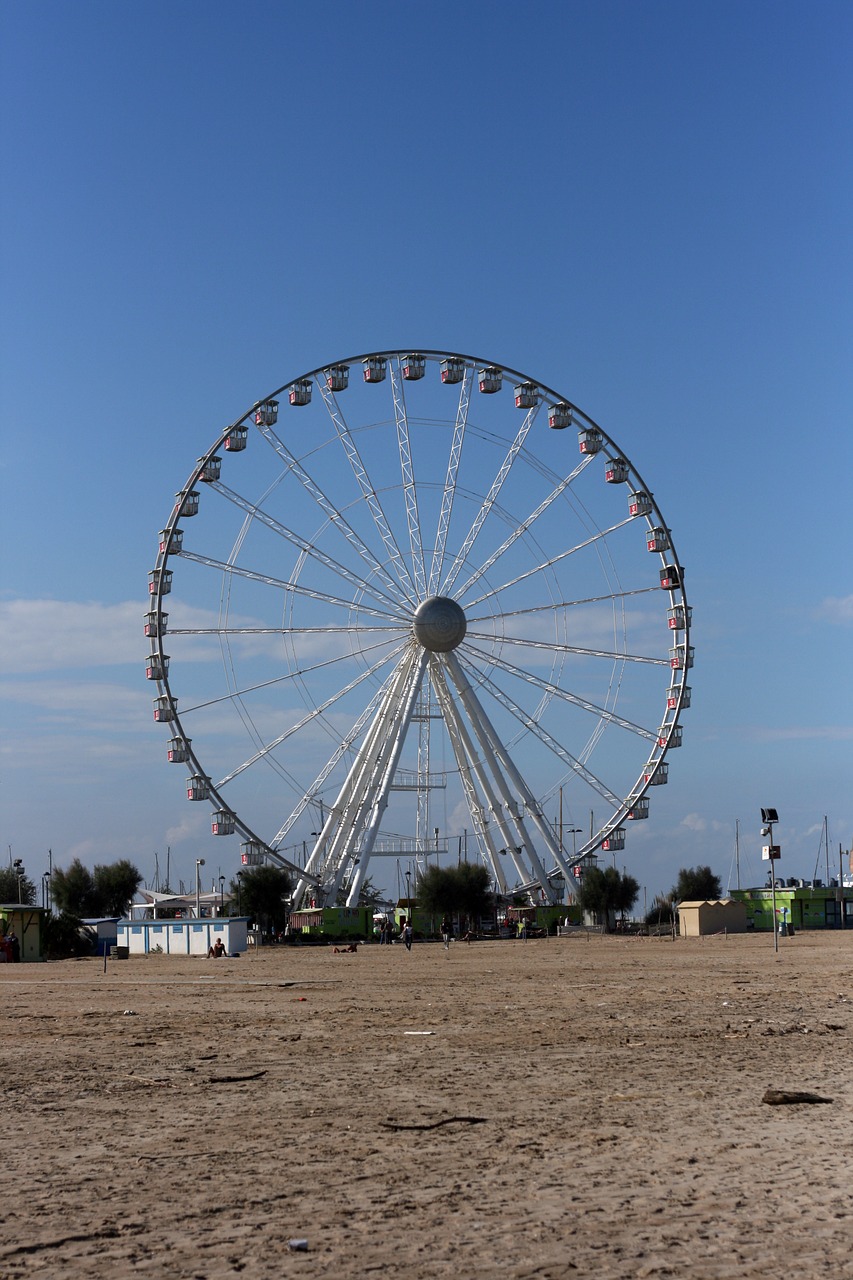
xmin=417 ymin=866 xmax=458 ymax=916
xmin=646 ymin=891 xmax=677 ymax=928
xmin=576 ymin=866 xmax=639 ymax=932
xmin=93 ymin=860 xmax=143 ymax=917
xmin=50 ymin=858 xmax=143 ymax=917
xmin=41 ymin=911 xmax=92 ymax=959
xmin=50 ymin=859 xmax=100 ymax=916
xmin=0 ymin=866 xmax=37 ymax=906
xmin=415 ymin=863 xmax=493 ymax=926
xmin=674 ymin=865 xmax=722 ymax=903
xmin=453 ymin=862 xmax=493 ymax=925
xmin=232 ymin=865 xmax=292 ymax=935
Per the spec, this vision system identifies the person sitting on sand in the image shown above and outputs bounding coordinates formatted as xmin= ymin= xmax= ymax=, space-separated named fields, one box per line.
xmin=207 ymin=939 xmax=226 ymax=958
xmin=332 ymin=943 xmax=358 ymax=953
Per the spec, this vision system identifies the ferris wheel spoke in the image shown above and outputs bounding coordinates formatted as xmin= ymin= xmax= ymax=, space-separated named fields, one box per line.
xmin=177 ymin=550 xmax=406 ymax=624
xmin=210 ymin=479 xmax=405 ymax=613
xmin=429 ymin=660 xmax=513 ymax=892
xmin=460 ymin=515 xmax=637 ymax=611
xmin=451 ymin=455 xmax=593 ymax=601
xmin=343 ymin=647 xmax=430 ymax=905
xmin=466 ymin=586 xmax=658 ymax=625
xmin=214 ymin=639 xmax=410 ymax=788
xmin=465 ymin=631 xmax=668 ymax=667
xmin=440 ymin=402 xmax=541 ymax=596
xmin=428 ymin=365 xmax=472 ymax=596
xmin=440 ymin=652 xmax=567 ymax=894
xmin=182 ymin=632 xmax=406 ymax=715
xmin=271 ymin=655 xmax=412 ymax=852
xmin=302 ymin=647 xmax=429 ymax=906
xmin=455 ymin=651 xmax=623 ymax=809
xmin=169 ymin=625 xmax=403 ymax=636
xmin=253 ymin=420 xmax=414 ymax=609
xmin=390 ymin=359 xmax=427 ymax=602
xmin=463 ymin=639 xmax=658 ymax=740
xmin=316 ymin=375 xmax=418 ymax=602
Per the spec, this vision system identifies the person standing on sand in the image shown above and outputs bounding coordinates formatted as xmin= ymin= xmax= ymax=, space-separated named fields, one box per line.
xmin=401 ymin=919 xmax=413 ymax=951
xmin=440 ymin=916 xmax=451 ymax=949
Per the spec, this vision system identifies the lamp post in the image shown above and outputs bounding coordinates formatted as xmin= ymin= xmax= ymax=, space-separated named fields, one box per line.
xmin=761 ymin=808 xmax=780 ymax=953
xmin=42 ymin=873 xmax=50 ymax=910
xmin=195 ymin=858 xmax=205 ymax=919
xmin=13 ymin=859 xmax=24 ymax=905
xmin=236 ymin=870 xmax=243 ymax=916
xmin=219 ymin=875 xmax=225 ymax=916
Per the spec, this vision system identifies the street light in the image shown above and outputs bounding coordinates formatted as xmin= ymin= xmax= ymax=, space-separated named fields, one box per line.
xmin=13 ymin=859 xmax=24 ymax=905
xmin=236 ymin=870 xmax=243 ymax=916
xmin=42 ymin=872 xmax=51 ymax=910
xmin=219 ymin=875 xmax=225 ymax=916
xmin=761 ymin=808 xmax=780 ymax=952
xmin=195 ymin=858 xmax=205 ymax=919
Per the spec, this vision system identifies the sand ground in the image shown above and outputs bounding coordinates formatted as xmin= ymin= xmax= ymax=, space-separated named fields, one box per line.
xmin=1 ymin=930 xmax=851 ymax=1279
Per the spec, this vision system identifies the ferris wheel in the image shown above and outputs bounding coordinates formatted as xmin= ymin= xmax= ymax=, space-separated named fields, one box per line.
xmin=146 ymin=350 xmax=692 ymax=908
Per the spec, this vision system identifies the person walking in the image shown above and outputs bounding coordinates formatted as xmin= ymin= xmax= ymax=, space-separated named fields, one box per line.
xmin=401 ymin=918 xmax=413 ymax=952
xmin=440 ymin=916 xmax=451 ymax=950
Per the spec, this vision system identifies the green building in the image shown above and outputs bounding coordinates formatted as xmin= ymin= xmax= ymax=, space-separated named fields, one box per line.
xmin=288 ymin=905 xmax=373 ymax=939
xmin=731 ymin=884 xmax=853 ymax=931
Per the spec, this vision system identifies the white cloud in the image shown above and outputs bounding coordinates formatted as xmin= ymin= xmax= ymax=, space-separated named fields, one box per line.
xmin=681 ymin=813 xmax=708 ymax=832
xmin=748 ymin=725 xmax=853 ymax=743
xmin=818 ymin=594 xmax=853 ymax=626
xmin=0 ymin=600 xmax=143 ymax=673
xmin=0 ymin=597 xmax=370 ymax=676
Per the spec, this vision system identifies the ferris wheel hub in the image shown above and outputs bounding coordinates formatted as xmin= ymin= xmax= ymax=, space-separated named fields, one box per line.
xmin=412 ymin=596 xmax=467 ymax=653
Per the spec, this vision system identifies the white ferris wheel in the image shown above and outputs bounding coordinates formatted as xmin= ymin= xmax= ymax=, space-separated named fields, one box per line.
xmin=146 ymin=350 xmax=692 ymax=908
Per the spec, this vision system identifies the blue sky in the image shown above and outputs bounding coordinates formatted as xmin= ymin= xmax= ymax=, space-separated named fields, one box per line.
xmin=1 ymin=0 xmax=851 ymax=904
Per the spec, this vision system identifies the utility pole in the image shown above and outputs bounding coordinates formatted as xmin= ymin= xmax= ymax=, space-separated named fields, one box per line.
xmin=840 ymin=844 xmax=846 ymax=930
xmin=761 ymin=808 xmax=780 ymax=953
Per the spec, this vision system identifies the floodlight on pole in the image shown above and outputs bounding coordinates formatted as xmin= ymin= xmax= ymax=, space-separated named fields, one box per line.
xmin=195 ymin=858 xmax=205 ymax=919
xmin=760 ymin=809 xmax=780 ymax=953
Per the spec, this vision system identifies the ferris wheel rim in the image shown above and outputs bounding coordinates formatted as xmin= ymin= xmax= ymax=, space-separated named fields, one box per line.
xmin=147 ymin=348 xmax=692 ymax=895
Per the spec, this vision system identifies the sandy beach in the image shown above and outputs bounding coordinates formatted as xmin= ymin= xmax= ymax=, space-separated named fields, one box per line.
xmin=1 ymin=931 xmax=851 ymax=1279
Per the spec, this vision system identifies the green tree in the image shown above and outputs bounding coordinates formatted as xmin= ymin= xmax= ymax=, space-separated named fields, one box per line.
xmin=577 ymin=865 xmax=639 ymax=932
xmin=646 ymin=891 xmax=677 ymax=928
xmin=232 ymin=865 xmax=292 ymax=935
xmin=50 ymin=858 xmax=143 ymax=918
xmin=415 ymin=863 xmax=493 ymax=926
xmin=416 ymin=865 xmax=458 ymax=916
xmin=41 ymin=911 xmax=90 ymax=959
xmin=0 ymin=866 xmax=37 ymax=905
xmin=93 ymin=860 xmax=143 ymax=917
xmin=50 ymin=859 xmax=100 ymax=916
xmin=674 ymin=865 xmax=722 ymax=902
xmin=453 ymin=862 xmax=493 ymax=925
